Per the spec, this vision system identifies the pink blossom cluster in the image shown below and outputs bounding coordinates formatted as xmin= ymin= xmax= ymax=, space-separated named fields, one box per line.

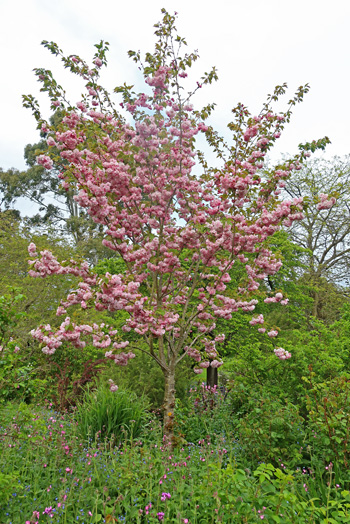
xmin=317 ymin=193 xmax=337 ymax=210
xmin=31 ymin=318 xmax=93 ymax=354
xmin=29 ymin=60 xmax=314 ymax=372
xmin=105 ymin=350 xmax=135 ymax=366
xmin=108 ymin=379 xmax=119 ymax=392
xmin=264 ymin=292 xmax=289 ymax=306
xmin=243 ymin=124 xmax=259 ymax=142
xmin=28 ymin=244 xmax=91 ymax=280
xmin=249 ymin=314 xmax=264 ymax=326
xmin=145 ymin=66 xmax=171 ymax=89
xmin=31 ymin=317 xmax=134 ymax=364
xmin=274 ymin=347 xmax=291 ymax=360
xmin=37 ymin=154 xmax=53 ymax=170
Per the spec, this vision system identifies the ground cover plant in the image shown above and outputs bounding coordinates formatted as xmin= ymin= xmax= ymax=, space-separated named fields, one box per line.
xmin=3 ymin=392 xmax=350 ymax=524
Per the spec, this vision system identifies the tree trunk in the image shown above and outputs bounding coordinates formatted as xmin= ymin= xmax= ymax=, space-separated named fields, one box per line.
xmin=207 ymin=366 xmax=218 ymax=389
xmin=312 ymin=290 xmax=319 ymax=318
xmin=163 ymin=363 xmax=176 ymax=449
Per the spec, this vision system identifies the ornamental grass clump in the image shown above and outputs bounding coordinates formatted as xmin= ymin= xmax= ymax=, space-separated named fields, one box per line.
xmin=74 ymin=384 xmax=149 ymax=445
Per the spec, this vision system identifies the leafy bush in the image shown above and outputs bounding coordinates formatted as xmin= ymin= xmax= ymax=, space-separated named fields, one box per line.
xmin=223 ymin=305 xmax=350 ymax=417
xmin=234 ymin=386 xmax=306 ymax=468
xmin=175 ymin=383 xmax=237 ymax=447
xmin=74 ymin=383 xmax=149 ymax=444
xmin=305 ymin=374 xmax=350 ymax=473
xmin=0 ymin=339 xmax=37 ymax=404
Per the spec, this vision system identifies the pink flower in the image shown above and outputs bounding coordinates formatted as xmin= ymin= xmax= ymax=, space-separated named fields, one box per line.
xmin=267 ymin=330 xmax=278 ymax=338
xmin=94 ymin=58 xmax=103 ymax=67
xmin=243 ymin=125 xmax=258 ymax=142
xmin=317 ymin=193 xmax=336 ymax=210
xmin=37 ymin=155 xmax=53 ymax=170
xmin=47 ymin=136 xmax=56 ymax=147
xmin=274 ymin=347 xmax=291 ymax=360
xmin=250 ymin=314 xmax=264 ymax=326
xmin=210 ymin=360 xmax=223 ymax=368
xmin=77 ymin=101 xmax=87 ymax=112
xmin=108 ymin=379 xmax=119 ymax=392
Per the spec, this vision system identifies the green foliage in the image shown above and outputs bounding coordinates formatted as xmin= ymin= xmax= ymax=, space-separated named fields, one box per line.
xmin=0 ymin=213 xmax=78 ymax=344
xmin=0 ymin=288 xmax=26 ymax=345
xmin=0 ymin=401 xmax=47 ymax=442
xmin=74 ymin=384 xmax=149 ymax=444
xmin=0 ymin=291 xmax=48 ymax=404
xmin=174 ymin=384 xmax=236 ymax=445
xmin=101 ymin=351 xmax=166 ymax=408
xmin=305 ymin=375 xmax=350 ymax=471
xmin=221 ymin=305 xmax=350 ymax=414
xmin=264 ymin=230 xmax=314 ymax=328
xmin=102 ymin=350 xmax=193 ymax=409
xmin=234 ymin=386 xmax=305 ymax=468
xmin=0 ymin=471 xmax=21 ymax=507
xmin=0 ymin=213 xmax=114 ymax=406
xmin=35 ymin=340 xmax=107 ymax=410
xmin=2 ymin=402 xmax=350 ymax=523
xmin=0 ymin=339 xmax=48 ymax=404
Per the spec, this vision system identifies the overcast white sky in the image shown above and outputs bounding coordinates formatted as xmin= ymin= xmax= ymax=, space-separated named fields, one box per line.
xmin=1 ymin=0 xmax=350 ymax=172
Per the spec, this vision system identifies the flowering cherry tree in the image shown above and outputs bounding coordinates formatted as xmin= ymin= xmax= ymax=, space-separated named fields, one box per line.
xmin=24 ymin=10 xmax=330 ymax=443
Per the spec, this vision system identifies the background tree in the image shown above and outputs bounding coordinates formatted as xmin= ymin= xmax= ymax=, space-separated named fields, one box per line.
xmin=0 ymin=112 xmax=109 ymax=263
xmin=0 ymin=211 xmax=83 ymax=344
xmin=284 ymin=156 xmax=350 ymax=320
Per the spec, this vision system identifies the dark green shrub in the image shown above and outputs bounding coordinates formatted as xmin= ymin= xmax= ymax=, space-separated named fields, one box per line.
xmin=305 ymin=374 xmax=350 ymax=474
xmin=233 ymin=386 xmax=306 ymax=468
